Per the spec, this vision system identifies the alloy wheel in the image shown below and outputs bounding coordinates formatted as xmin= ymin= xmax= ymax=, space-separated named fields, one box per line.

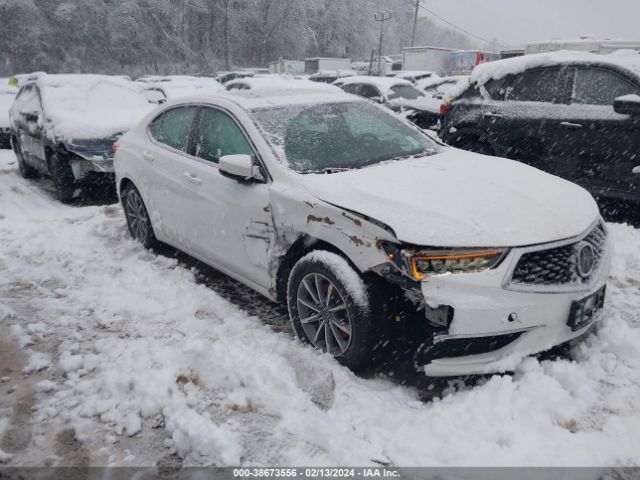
xmin=125 ymin=189 xmax=149 ymax=241
xmin=296 ymin=273 xmax=352 ymax=355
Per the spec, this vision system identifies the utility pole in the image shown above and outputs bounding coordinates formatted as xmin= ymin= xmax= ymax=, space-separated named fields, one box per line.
xmin=411 ymin=0 xmax=420 ymax=47
xmin=374 ymin=11 xmax=392 ymax=76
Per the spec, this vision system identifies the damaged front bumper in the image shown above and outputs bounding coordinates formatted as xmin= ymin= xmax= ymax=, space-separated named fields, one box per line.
xmin=414 ymin=223 xmax=612 ymax=376
xmin=65 ymin=138 xmax=117 ymax=180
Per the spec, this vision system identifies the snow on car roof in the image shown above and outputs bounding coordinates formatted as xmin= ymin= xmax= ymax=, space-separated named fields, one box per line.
xmin=23 ymin=73 xmax=154 ymax=140
xmin=138 ymin=77 xmax=225 ymax=99
xmin=470 ymin=49 xmax=640 ymax=86
xmin=393 ymin=70 xmax=437 ymax=78
xmin=164 ymin=90 xmax=357 ymax=111
xmin=340 ymin=76 xmax=415 ymax=93
xmin=226 ymin=77 xmax=342 ymax=93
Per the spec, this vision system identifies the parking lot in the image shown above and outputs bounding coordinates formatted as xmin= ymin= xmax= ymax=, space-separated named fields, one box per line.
xmin=2 ymin=148 xmax=640 ymax=467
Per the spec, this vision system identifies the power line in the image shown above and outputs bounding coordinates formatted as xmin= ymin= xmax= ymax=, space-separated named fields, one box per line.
xmin=401 ymin=0 xmax=504 ymax=48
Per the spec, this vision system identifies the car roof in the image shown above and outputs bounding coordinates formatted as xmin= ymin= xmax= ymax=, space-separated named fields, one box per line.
xmin=160 ymin=90 xmax=359 ymax=111
xmin=339 ymin=75 xmax=414 ymax=90
xmin=471 ymin=50 xmax=640 ymax=86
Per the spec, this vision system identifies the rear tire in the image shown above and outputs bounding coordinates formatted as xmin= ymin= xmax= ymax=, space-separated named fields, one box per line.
xmin=122 ymin=183 xmax=157 ymax=249
xmin=50 ymin=153 xmax=76 ymax=203
xmin=12 ymin=137 xmax=38 ymax=179
xmin=287 ymin=251 xmax=375 ymax=372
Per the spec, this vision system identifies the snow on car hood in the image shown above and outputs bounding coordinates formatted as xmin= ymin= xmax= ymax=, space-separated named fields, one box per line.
xmin=302 ymin=148 xmax=599 ymax=247
xmin=38 ymin=74 xmax=154 ymax=140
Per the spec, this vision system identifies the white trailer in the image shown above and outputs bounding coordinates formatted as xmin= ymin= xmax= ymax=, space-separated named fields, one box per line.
xmin=268 ymin=59 xmax=305 ymax=75
xmin=401 ymin=46 xmax=454 ymax=76
xmin=525 ymin=37 xmax=640 ymax=55
xmin=304 ymin=58 xmax=352 ymax=74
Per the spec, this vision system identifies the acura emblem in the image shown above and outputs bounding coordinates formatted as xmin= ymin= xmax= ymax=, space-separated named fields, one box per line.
xmin=576 ymin=242 xmax=596 ymax=278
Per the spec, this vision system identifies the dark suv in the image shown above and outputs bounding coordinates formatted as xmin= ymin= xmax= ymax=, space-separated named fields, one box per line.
xmin=440 ymin=52 xmax=640 ymax=206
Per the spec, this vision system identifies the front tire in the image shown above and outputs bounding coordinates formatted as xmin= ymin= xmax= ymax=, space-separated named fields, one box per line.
xmin=122 ymin=183 xmax=157 ymax=249
xmin=50 ymin=153 xmax=76 ymax=202
xmin=12 ymin=137 xmax=38 ymax=179
xmin=287 ymin=251 xmax=375 ymax=372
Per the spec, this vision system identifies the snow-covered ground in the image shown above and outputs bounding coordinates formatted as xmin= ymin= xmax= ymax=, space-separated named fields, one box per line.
xmin=1 ymin=148 xmax=640 ymax=467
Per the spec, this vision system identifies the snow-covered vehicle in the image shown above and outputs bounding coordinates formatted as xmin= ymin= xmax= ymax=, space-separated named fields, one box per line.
xmin=216 ymin=71 xmax=255 ymax=84
xmin=386 ymin=70 xmax=439 ymax=83
xmin=402 ymin=76 xmax=471 ymax=130
xmin=0 ymin=78 xmax=19 ymax=148
xmin=225 ymin=77 xmax=341 ymax=94
xmin=440 ymin=50 xmax=640 ymax=207
xmin=9 ymin=73 xmax=153 ymax=201
xmin=135 ymin=76 xmax=224 ymax=104
xmin=338 ymin=76 xmax=426 ymax=111
xmin=114 ymin=90 xmax=610 ymax=376
xmin=308 ymin=70 xmax=356 ymax=84
xmin=338 ymin=76 xmax=442 ymax=129
xmin=418 ymin=75 xmax=470 ymax=100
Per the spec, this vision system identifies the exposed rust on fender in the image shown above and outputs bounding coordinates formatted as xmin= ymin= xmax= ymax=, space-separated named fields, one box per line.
xmin=342 ymin=212 xmax=362 ymax=227
xmin=307 ymin=215 xmax=335 ymax=225
xmin=349 ymin=235 xmax=365 ymax=247
xmin=263 ymin=205 xmax=271 ymax=213
xmin=304 ymin=201 xmax=315 ymax=208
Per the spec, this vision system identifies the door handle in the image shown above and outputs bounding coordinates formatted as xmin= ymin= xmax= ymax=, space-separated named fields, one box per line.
xmin=183 ymin=172 xmax=202 ymax=185
xmin=142 ymin=151 xmax=154 ymax=163
xmin=483 ymin=112 xmax=504 ymax=118
xmin=560 ymin=121 xmax=583 ymax=129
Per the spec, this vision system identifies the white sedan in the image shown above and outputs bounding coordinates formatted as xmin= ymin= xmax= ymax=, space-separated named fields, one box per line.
xmin=114 ymin=90 xmax=610 ymax=375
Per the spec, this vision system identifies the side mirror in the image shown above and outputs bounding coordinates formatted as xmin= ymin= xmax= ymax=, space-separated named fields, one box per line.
xmin=219 ymin=154 xmax=263 ymax=183
xmin=614 ymin=94 xmax=640 ymax=116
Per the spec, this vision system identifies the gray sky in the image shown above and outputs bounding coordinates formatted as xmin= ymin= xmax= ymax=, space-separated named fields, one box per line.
xmin=424 ymin=0 xmax=640 ymax=48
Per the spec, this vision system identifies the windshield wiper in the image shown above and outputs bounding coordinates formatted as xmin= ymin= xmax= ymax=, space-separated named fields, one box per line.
xmin=303 ymin=167 xmax=353 ymax=174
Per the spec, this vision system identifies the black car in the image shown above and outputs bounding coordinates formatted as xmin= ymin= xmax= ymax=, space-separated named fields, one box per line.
xmin=440 ymin=52 xmax=640 ymax=206
xmin=9 ymin=74 xmax=151 ymax=201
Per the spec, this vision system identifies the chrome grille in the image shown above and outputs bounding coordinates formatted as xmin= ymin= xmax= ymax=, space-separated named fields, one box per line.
xmin=510 ymin=223 xmax=607 ymax=287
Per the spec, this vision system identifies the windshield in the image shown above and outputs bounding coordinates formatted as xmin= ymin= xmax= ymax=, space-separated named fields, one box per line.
xmin=388 ymin=84 xmax=424 ymax=100
xmin=251 ymin=101 xmax=439 ymax=173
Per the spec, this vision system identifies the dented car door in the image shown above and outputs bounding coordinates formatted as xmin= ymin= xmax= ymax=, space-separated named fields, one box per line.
xmin=185 ymin=106 xmax=275 ymax=289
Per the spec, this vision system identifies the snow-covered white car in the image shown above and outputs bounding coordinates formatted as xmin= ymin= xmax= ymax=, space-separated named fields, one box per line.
xmin=0 ymin=78 xmax=19 ymax=148
xmin=225 ymin=77 xmax=342 ymax=94
xmin=308 ymin=70 xmax=357 ymax=84
xmin=114 ymin=90 xmax=611 ymax=376
xmin=10 ymin=73 xmax=153 ymax=201
xmin=135 ymin=76 xmax=225 ymax=104
xmin=387 ymin=70 xmax=440 ymax=83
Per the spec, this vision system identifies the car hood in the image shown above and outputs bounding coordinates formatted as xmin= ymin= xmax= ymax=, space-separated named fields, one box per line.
xmin=301 ymin=149 xmax=599 ymax=247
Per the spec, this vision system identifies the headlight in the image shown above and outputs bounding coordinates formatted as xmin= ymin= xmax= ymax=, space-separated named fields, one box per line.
xmin=381 ymin=242 xmax=507 ymax=281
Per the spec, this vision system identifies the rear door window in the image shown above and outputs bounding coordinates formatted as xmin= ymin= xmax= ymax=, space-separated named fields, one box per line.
xmin=507 ymin=67 xmax=569 ymax=103
xmin=156 ymin=106 xmax=198 ymax=152
xmin=194 ymin=107 xmax=253 ymax=163
xmin=572 ymin=67 xmax=640 ymax=105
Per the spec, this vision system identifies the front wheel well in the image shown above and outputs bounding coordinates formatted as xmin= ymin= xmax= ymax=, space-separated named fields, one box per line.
xmin=275 ymin=235 xmax=359 ymax=303
xmin=119 ymin=178 xmax=134 ymax=198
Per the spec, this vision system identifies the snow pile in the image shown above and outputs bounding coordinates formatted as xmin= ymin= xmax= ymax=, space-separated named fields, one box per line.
xmin=18 ymin=74 xmax=154 ymax=140
xmin=1 ymin=148 xmax=640 ymax=466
